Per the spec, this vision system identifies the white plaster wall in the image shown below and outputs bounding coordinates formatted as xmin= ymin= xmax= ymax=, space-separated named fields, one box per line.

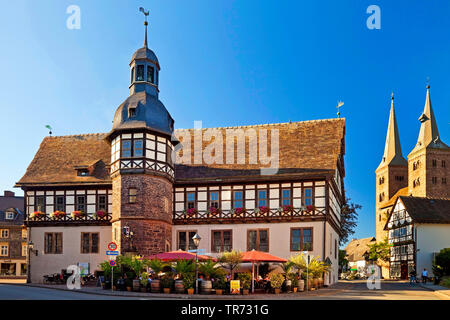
xmin=415 ymin=224 xmax=450 ymax=277
xmin=29 ymin=226 xmax=111 ymax=283
xmin=173 ymin=220 xmax=339 ymax=285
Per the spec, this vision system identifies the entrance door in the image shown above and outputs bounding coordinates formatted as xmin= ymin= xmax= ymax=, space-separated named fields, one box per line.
xmin=400 ymin=262 xmax=408 ymax=280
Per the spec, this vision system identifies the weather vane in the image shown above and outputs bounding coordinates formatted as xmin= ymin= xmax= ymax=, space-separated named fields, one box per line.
xmin=139 ymin=7 xmax=150 ymax=48
xmin=45 ymin=125 xmax=52 ymax=136
xmin=337 ymin=101 xmax=344 ymax=118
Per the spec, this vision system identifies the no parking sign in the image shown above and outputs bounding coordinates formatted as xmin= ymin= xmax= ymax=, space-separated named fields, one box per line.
xmin=109 ymin=260 xmax=116 ymax=267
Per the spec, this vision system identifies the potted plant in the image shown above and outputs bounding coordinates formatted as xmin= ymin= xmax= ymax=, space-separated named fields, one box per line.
xmin=237 ymin=273 xmax=252 ymax=295
xmin=270 ymin=273 xmax=284 ymax=294
xmin=283 ymin=205 xmax=294 ymax=215
xmin=71 ymin=210 xmax=84 ymax=218
xmin=186 ymin=208 xmax=198 ymax=217
xmin=281 ymin=262 xmax=294 ymax=292
xmin=213 ymin=275 xmax=226 ymax=295
xmin=233 ymin=207 xmax=246 ymax=216
xmin=148 ymin=259 xmax=165 ymax=293
xmin=93 ymin=210 xmax=106 ymax=218
xmin=287 ymin=273 xmax=298 ymax=293
xmin=259 ymin=206 xmax=270 ymax=215
xmin=140 ymin=272 xmax=149 ymax=292
xmin=198 ymin=259 xmax=218 ymax=294
xmin=30 ymin=211 xmax=45 ymax=219
xmin=306 ymin=205 xmax=316 ymax=213
xmin=50 ymin=211 xmax=66 ymax=219
xmin=289 ymin=253 xmax=307 ymax=292
xmin=207 ymin=206 xmax=221 ymax=217
xmin=183 ymin=273 xmax=195 ymax=295
xmin=161 ymin=275 xmax=174 ymax=294
xmin=174 ymin=259 xmax=195 ymax=293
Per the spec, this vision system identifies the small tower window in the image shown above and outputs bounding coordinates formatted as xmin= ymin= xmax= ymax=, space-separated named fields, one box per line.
xmin=77 ymin=169 xmax=89 ymax=177
xmin=147 ymin=66 xmax=154 ymax=83
xmin=432 ymin=177 xmax=437 ymax=184
xmin=133 ymin=139 xmax=143 ymax=157
xmin=442 ymin=160 xmax=446 ymax=168
xmin=131 ymin=67 xmax=135 ymax=84
xmin=121 ymin=140 xmax=132 ymax=158
xmin=129 ymin=107 xmax=136 ymax=118
xmin=136 ymin=65 xmax=145 ymax=81
xmin=128 ymin=188 xmax=137 ymax=203
xmin=432 ymin=159 xmax=437 ymax=167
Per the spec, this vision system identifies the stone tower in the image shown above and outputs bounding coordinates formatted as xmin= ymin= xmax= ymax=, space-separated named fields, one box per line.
xmin=105 ymin=14 xmax=175 ymax=256
xmin=375 ymin=94 xmax=408 ymax=242
xmin=407 ymin=85 xmax=450 ymax=198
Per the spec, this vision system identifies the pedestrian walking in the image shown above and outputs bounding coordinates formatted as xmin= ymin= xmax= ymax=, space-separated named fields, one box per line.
xmin=421 ymin=268 xmax=428 ymax=283
xmin=409 ymin=269 xmax=416 ymax=286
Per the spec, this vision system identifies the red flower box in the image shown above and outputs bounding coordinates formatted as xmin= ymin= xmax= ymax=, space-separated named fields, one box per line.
xmin=259 ymin=206 xmax=270 ymax=214
xmin=234 ymin=207 xmax=246 ymax=215
xmin=95 ymin=210 xmax=106 ymax=218
xmin=208 ymin=207 xmax=221 ymax=216
xmin=283 ymin=205 xmax=294 ymax=214
xmin=186 ymin=208 xmax=198 ymax=216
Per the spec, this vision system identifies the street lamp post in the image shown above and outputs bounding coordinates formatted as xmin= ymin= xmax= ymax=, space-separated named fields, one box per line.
xmin=27 ymin=241 xmax=34 ymax=283
xmin=192 ymin=233 xmax=202 ymax=294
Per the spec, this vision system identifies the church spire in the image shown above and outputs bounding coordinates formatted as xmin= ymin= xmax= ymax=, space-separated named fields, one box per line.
xmin=411 ymin=84 xmax=448 ymax=152
xmin=378 ymin=92 xmax=407 ymax=169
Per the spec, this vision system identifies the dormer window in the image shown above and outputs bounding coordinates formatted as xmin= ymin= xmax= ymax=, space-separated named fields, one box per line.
xmin=136 ymin=65 xmax=145 ymax=81
xmin=77 ymin=169 xmax=89 ymax=177
xmin=129 ymin=107 xmax=136 ymax=118
xmin=6 ymin=212 xmax=14 ymax=220
xmin=147 ymin=66 xmax=154 ymax=83
xmin=131 ymin=67 xmax=135 ymax=84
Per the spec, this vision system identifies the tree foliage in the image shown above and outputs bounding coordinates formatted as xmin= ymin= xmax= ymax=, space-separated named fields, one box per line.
xmin=338 ymin=249 xmax=348 ymax=272
xmin=367 ymin=239 xmax=390 ymax=262
xmin=434 ymin=248 xmax=450 ymax=276
xmin=217 ymin=250 xmax=243 ymax=277
xmin=340 ymin=197 xmax=361 ymax=246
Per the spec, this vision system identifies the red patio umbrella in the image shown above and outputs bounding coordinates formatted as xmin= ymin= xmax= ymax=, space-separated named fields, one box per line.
xmin=147 ymin=250 xmax=216 ymax=262
xmin=241 ymin=250 xmax=288 ymax=293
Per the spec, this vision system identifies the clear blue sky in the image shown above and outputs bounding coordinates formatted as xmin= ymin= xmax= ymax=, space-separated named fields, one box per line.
xmin=0 ymin=1 xmax=449 ymax=246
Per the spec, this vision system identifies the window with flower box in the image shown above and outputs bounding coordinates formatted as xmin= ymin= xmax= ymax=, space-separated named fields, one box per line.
xmin=97 ymin=195 xmax=107 ymax=211
xmin=282 ymin=189 xmax=291 ymax=206
xmin=209 ymin=192 xmax=219 ymax=209
xmin=233 ymin=191 xmax=243 ymax=208
xmin=55 ymin=195 xmax=65 ymax=212
xmin=257 ymin=190 xmax=267 ymax=207
xmin=304 ymin=188 xmax=313 ymax=206
xmin=75 ymin=195 xmax=86 ymax=212
xmin=35 ymin=196 xmax=45 ymax=212
xmin=187 ymin=192 xmax=196 ymax=209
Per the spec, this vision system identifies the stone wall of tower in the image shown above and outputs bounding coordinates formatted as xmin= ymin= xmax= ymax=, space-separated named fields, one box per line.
xmin=112 ymin=174 xmax=173 ymax=256
xmin=408 ymin=148 xmax=450 ymax=198
xmin=375 ymin=165 xmax=408 ymax=242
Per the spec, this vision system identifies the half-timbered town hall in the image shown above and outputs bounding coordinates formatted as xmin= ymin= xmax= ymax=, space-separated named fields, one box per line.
xmin=16 ymin=19 xmax=345 ymax=284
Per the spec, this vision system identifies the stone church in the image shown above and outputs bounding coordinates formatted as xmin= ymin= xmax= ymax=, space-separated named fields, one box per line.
xmin=16 ymin=18 xmax=345 ymax=284
xmin=375 ymin=88 xmax=450 ymax=279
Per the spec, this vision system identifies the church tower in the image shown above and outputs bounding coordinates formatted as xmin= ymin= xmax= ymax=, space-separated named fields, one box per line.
xmin=408 ymin=85 xmax=449 ymax=198
xmin=106 ymin=10 xmax=176 ymax=256
xmin=375 ymin=94 xmax=408 ymax=243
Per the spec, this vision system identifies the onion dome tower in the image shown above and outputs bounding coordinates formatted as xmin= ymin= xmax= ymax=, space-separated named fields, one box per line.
xmin=106 ymin=8 xmax=175 ymax=256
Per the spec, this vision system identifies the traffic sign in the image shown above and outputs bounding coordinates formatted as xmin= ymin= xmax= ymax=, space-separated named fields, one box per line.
xmin=188 ymin=249 xmax=205 ymax=253
xmin=108 ymin=242 xmax=118 ymax=251
xmin=106 ymin=250 xmax=119 ymax=255
xmin=109 ymin=260 xmax=116 ymax=267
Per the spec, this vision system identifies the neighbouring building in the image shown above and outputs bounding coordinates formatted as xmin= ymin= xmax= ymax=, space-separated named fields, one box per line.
xmin=344 ymin=237 xmax=376 ymax=278
xmin=376 ymin=87 xmax=450 ymax=279
xmin=15 ymin=15 xmax=345 ymax=285
xmin=0 ymin=191 xmax=27 ymax=281
xmin=386 ymin=197 xmax=450 ymax=279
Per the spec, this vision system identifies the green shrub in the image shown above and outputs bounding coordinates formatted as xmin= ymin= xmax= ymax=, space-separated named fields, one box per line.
xmin=440 ymin=276 xmax=450 ymax=288
xmin=287 ymin=273 xmax=298 ymax=287
xmin=182 ymin=272 xmax=195 ymax=289
xmin=160 ymin=276 xmax=174 ymax=289
xmin=270 ymin=273 xmax=284 ymax=289
xmin=213 ymin=276 xmax=227 ymax=290
xmin=237 ymin=273 xmax=252 ymax=289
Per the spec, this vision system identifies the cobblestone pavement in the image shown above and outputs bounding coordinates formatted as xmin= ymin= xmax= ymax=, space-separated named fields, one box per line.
xmin=2 ymin=280 xmax=447 ymax=300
